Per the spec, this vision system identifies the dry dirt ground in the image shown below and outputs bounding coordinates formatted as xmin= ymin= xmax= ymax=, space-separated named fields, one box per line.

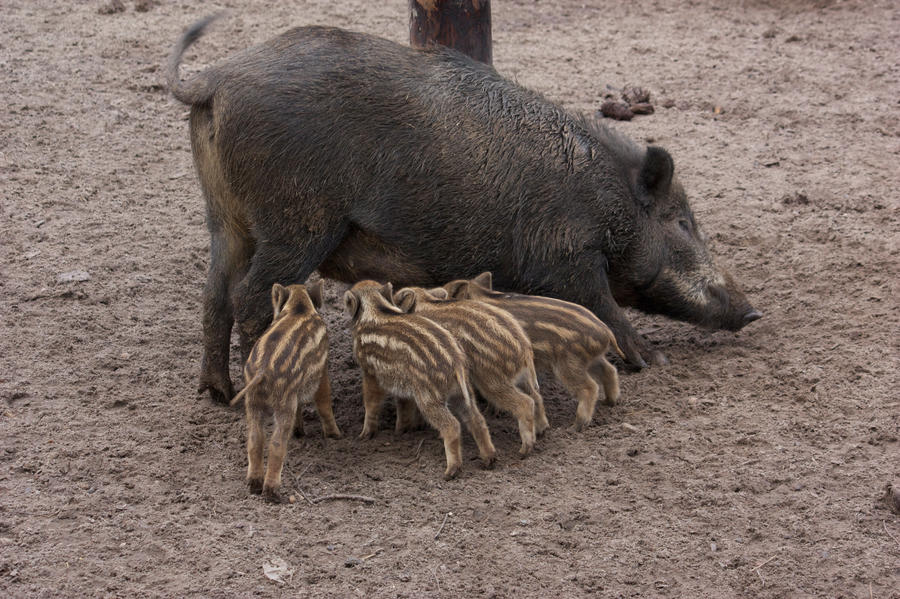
xmin=2 ymin=0 xmax=899 ymax=597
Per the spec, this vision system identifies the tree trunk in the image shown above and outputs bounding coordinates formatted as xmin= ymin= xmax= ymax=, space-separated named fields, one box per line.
xmin=409 ymin=0 xmax=492 ymax=65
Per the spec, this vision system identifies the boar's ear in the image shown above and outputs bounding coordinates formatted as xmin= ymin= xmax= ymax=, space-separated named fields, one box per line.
xmin=380 ymin=282 xmax=394 ymax=304
xmin=343 ymin=290 xmax=360 ymax=321
xmin=307 ymin=279 xmax=324 ymax=310
xmin=394 ymin=289 xmax=417 ymax=313
xmin=427 ymin=287 xmax=449 ymax=300
xmin=472 ymin=272 xmax=493 ymax=290
xmin=638 ymin=146 xmax=674 ymax=204
xmin=444 ymin=280 xmax=470 ymax=299
xmin=271 ymin=283 xmax=290 ymax=319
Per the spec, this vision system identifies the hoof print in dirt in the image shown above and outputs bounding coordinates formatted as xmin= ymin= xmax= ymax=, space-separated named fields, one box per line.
xmin=98 ymin=0 xmax=125 ymax=14
xmin=134 ymin=0 xmax=158 ymax=12
xmin=598 ymin=101 xmax=634 ymax=121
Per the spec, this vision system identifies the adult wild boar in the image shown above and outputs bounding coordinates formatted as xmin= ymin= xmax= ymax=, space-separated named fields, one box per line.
xmin=167 ymin=16 xmax=761 ymax=403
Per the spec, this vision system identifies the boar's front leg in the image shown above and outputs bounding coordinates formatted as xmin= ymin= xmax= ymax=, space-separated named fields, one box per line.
xmin=232 ymin=230 xmax=346 ymax=361
xmin=575 ymin=266 xmax=668 ymax=369
xmin=594 ymin=301 xmax=668 ymax=369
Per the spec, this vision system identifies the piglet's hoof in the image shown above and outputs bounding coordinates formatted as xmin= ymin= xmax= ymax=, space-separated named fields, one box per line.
xmin=443 ymin=465 xmax=460 ymax=480
xmin=263 ymin=487 xmax=284 ymax=504
xmin=247 ymin=477 xmax=263 ymax=495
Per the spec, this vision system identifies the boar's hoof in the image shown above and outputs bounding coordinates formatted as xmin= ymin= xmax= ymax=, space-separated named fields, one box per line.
xmin=198 ymin=377 xmax=234 ymax=405
xmin=358 ymin=428 xmax=377 ymax=441
xmin=247 ymin=477 xmax=263 ymax=495
xmin=480 ymin=453 xmax=497 ymax=470
xmin=571 ymin=419 xmax=588 ymax=433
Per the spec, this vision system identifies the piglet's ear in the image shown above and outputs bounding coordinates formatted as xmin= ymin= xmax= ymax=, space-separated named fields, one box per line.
xmin=472 ymin=272 xmax=493 ymax=289
xmin=271 ymin=283 xmax=290 ymax=320
xmin=638 ymin=146 xmax=674 ymax=203
xmin=343 ymin=290 xmax=360 ymax=321
xmin=380 ymin=282 xmax=394 ymax=304
xmin=307 ymin=279 xmax=324 ymax=310
xmin=444 ymin=280 xmax=470 ymax=299
xmin=427 ymin=287 xmax=449 ymax=300
xmin=394 ymin=289 xmax=417 ymax=313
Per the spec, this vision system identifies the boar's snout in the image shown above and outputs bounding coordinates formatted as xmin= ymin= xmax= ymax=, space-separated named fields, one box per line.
xmin=707 ymin=277 xmax=761 ymax=331
xmin=742 ymin=309 xmax=763 ymax=326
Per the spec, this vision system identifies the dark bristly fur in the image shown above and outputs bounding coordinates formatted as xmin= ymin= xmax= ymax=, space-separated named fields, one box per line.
xmin=167 ymin=17 xmax=759 ymax=404
xmin=446 ymin=272 xmax=624 ymax=431
xmin=231 ymin=281 xmax=341 ymax=501
xmin=345 ymin=281 xmax=496 ymax=480
xmin=394 ymin=286 xmax=546 ymax=454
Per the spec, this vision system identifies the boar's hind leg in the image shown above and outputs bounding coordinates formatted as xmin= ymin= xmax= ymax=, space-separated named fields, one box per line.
xmin=199 ymin=226 xmax=252 ymax=404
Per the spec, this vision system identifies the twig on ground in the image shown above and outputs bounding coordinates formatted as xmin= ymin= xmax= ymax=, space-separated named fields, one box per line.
xmin=431 ymin=567 xmax=441 ymax=593
xmin=434 ymin=512 xmax=451 ymax=541
xmin=884 ymin=520 xmax=900 ymax=548
xmin=753 ymin=555 xmax=776 ymax=585
xmin=310 ymin=494 xmax=376 ymax=504
xmin=295 ymin=486 xmax=314 ymax=505
xmin=406 ymin=438 xmax=426 ymax=466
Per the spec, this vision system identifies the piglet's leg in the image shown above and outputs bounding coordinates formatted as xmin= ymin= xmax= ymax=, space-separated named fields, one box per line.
xmin=589 ymin=356 xmax=621 ymax=407
xmin=415 ymin=394 xmax=463 ymax=480
xmin=313 ymin=372 xmax=342 ymax=439
xmin=456 ymin=384 xmax=496 ymax=468
xmin=262 ymin=398 xmax=298 ymax=503
xmin=359 ymin=373 xmax=386 ymax=440
xmin=394 ymin=398 xmax=423 ymax=434
xmin=245 ymin=399 xmax=265 ymax=495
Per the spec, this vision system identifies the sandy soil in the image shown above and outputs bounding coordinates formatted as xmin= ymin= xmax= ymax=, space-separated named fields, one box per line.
xmin=2 ymin=0 xmax=899 ymax=597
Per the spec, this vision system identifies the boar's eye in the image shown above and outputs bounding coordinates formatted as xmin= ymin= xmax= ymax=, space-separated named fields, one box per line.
xmin=678 ymin=219 xmax=692 ymax=234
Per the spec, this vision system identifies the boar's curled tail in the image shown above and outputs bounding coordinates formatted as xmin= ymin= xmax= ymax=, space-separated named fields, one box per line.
xmin=229 ymin=372 xmax=263 ymax=407
xmin=167 ymin=13 xmax=222 ymax=105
